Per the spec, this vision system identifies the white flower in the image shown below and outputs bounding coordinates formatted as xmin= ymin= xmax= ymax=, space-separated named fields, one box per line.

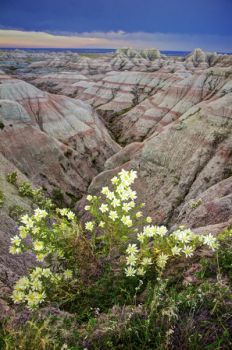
xmin=85 ymin=205 xmax=91 ymax=211
xmin=122 ymin=202 xmax=132 ymax=212
xmin=125 ymin=266 xmax=137 ymax=277
xmin=99 ymin=204 xmax=109 ymax=213
xmin=67 ymin=211 xmax=75 ymax=221
xmin=33 ymin=240 xmax=44 ymax=251
xmin=106 ymin=191 xmax=115 ymax=200
xmin=171 ymin=245 xmax=182 ymax=256
xmin=31 ymin=279 xmax=43 ymax=291
xmin=26 ymin=291 xmax=46 ymax=309
xmin=11 ymin=235 xmax=21 ymax=246
xmin=42 ymin=268 xmax=52 ymax=278
xmin=126 ymin=243 xmax=139 ymax=255
xmin=111 ymin=176 xmax=119 ymax=185
xmin=137 ymin=232 xmax=146 ymax=243
xmin=137 ymin=267 xmax=146 ymax=276
xmin=156 ymin=226 xmax=168 ymax=237
xmin=21 ymin=214 xmax=34 ymax=229
xmin=9 ymin=246 xmax=22 ymax=255
xmin=128 ymin=190 xmax=137 ymax=200
xmin=63 ymin=270 xmax=73 ymax=280
xmin=12 ymin=290 xmax=25 ymax=303
xmin=15 ymin=277 xmax=30 ymax=291
xmin=182 ymin=245 xmax=194 ymax=257
xmin=156 ymin=253 xmax=169 ymax=270
xmin=109 ymin=211 xmax=118 ymax=221
xmin=128 ymin=201 xmax=135 ymax=209
xmin=126 ymin=254 xmax=137 ymax=266
xmin=19 ymin=226 xmax=28 ymax=239
xmin=202 ymin=234 xmax=218 ymax=250
xmin=111 ymin=198 xmax=121 ymax=208
xmin=141 ymin=257 xmax=152 ymax=266
xmin=86 ymin=194 xmax=93 ymax=201
xmin=36 ymin=253 xmax=46 ymax=262
xmin=85 ymin=221 xmax=94 ymax=231
xmin=119 ymin=169 xmax=137 ymax=186
xmin=31 ymin=267 xmax=43 ymax=278
xmin=99 ymin=221 xmax=105 ymax=228
xmin=136 ymin=211 xmax=143 ymax=218
xmin=121 ymin=215 xmax=132 ymax=227
xmin=173 ymin=229 xmax=192 ymax=243
xmin=34 ymin=208 xmax=48 ymax=222
xmin=57 ymin=208 xmax=68 ymax=216
xmin=143 ymin=225 xmax=156 ymax=237
xmin=146 ymin=216 xmax=152 ymax=223
xmin=101 ymin=186 xmax=110 ymax=195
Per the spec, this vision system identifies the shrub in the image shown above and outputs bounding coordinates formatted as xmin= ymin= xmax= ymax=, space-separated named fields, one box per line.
xmin=190 ymin=198 xmax=202 ymax=209
xmin=18 ymin=182 xmax=34 ymax=197
xmin=9 ymin=205 xmax=27 ymax=221
xmin=6 ymin=171 xmax=18 ymax=185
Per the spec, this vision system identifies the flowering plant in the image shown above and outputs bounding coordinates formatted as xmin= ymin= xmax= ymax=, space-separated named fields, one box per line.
xmin=10 ymin=208 xmax=93 ymax=309
xmin=9 ymin=169 xmax=219 ymax=310
xmin=124 ymin=226 xmax=218 ymax=277
xmin=84 ymin=169 xmax=151 ymax=254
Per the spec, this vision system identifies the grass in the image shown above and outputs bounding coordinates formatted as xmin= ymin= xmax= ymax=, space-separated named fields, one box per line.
xmin=1 ymin=232 xmax=232 ymax=349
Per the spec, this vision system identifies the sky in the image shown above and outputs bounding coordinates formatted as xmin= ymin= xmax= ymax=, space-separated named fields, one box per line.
xmin=0 ymin=0 xmax=231 ymax=51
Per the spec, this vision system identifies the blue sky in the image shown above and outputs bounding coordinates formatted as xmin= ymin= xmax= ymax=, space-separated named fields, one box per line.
xmin=0 ymin=0 xmax=232 ymax=50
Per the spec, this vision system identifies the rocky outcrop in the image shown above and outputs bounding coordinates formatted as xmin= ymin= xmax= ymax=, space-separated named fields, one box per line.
xmin=88 ymin=87 xmax=232 ymax=232
xmin=0 ymin=74 xmax=120 ymax=200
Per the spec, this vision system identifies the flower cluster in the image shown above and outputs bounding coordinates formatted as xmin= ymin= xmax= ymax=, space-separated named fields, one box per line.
xmin=84 ymin=169 xmax=151 ymax=252
xmin=10 ymin=208 xmax=76 ymax=262
xmin=125 ymin=225 xmax=219 ymax=277
xmin=10 ymin=207 xmax=79 ymax=309
xmin=12 ymin=267 xmax=73 ymax=310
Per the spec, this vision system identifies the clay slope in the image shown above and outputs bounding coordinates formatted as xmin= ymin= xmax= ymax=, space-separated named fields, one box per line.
xmin=110 ymin=67 xmax=232 ymax=143
xmin=0 ymin=74 xmax=120 ymax=201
